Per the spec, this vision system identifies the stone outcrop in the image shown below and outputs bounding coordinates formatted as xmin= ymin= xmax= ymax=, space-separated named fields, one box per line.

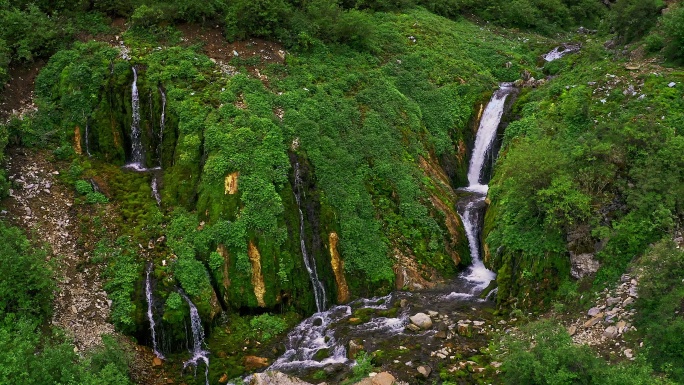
xmin=248 ymin=241 xmax=267 ymax=307
xmin=244 ymin=355 xmax=270 ymax=371
xmin=224 ymin=171 xmax=239 ymax=194
xmin=329 ymin=232 xmax=350 ymax=303
xmin=570 ymin=252 xmax=600 ymax=279
xmin=409 ymin=313 xmax=432 ymax=329
xmin=74 ymin=126 xmax=82 ymax=154
xmin=250 ymin=371 xmax=314 ymax=385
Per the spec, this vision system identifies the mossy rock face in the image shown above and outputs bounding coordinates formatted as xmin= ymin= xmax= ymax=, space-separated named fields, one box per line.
xmin=313 ymin=348 xmax=330 ymax=361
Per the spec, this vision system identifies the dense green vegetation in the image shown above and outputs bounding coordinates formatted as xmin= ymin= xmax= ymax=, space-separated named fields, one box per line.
xmin=485 ymin=38 xmax=684 ymax=307
xmin=495 ymin=320 xmax=670 ymax=385
xmin=0 ymin=221 xmax=133 ymax=385
xmin=1 ymin=0 xmax=684 ymax=383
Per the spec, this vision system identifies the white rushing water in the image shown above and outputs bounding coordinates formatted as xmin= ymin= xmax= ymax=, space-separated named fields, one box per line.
xmin=128 ymin=67 xmax=144 ymax=170
xmin=466 ymin=83 xmax=513 ymax=194
xmin=459 ymin=83 xmax=516 ymax=292
xmin=293 ymin=162 xmax=327 ymax=312
xmin=543 ymin=44 xmax=580 ymax=62
xmin=268 ymin=294 xmax=406 ymax=373
xmin=158 ymin=87 xmax=166 ymax=167
xmin=180 ymin=291 xmax=210 ymax=385
xmin=145 ymin=264 xmax=164 ymax=359
xmin=85 ymin=120 xmax=91 ymax=157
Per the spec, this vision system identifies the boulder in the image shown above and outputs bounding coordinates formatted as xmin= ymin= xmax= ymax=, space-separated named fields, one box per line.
xmin=603 ymin=326 xmax=619 ymax=339
xmin=152 ymin=357 xmax=163 ymax=368
xmin=587 ymin=307 xmax=601 ymax=317
xmin=417 ymin=365 xmax=432 ymax=379
xmin=606 ymin=297 xmax=621 ymax=307
xmin=371 ymin=372 xmax=395 ymax=385
xmin=251 ymin=371 xmax=314 ymax=385
xmin=410 ymin=313 xmax=432 ymax=329
xmin=570 ymin=252 xmax=600 ymax=279
xmin=583 ymin=315 xmax=603 ymax=328
xmin=405 ymin=323 xmax=421 ymax=332
xmin=244 ymin=356 xmax=270 ymax=371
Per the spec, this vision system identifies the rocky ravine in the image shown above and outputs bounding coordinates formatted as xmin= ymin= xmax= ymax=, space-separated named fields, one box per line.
xmin=3 ymin=149 xmax=115 ymax=351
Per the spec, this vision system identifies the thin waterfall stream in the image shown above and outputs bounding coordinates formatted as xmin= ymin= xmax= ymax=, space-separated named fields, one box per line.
xmin=145 ymin=263 xmax=164 ymax=359
xmin=180 ymin=290 xmax=210 ymax=385
xmin=128 ymin=66 xmax=143 ymax=170
xmin=293 ymin=161 xmax=327 ymax=312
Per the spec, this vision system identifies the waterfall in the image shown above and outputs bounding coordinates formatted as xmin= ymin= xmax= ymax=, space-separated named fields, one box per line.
xmin=129 ymin=66 xmax=144 ymax=170
xmin=180 ymin=291 xmax=209 ymax=385
xmin=458 ymin=83 xmax=515 ymax=293
xmin=293 ymin=162 xmax=327 ymax=312
xmin=85 ymin=119 xmax=91 ymax=157
xmin=145 ymin=263 xmax=164 ymax=359
xmin=158 ymin=87 xmax=166 ymax=168
xmin=151 ymin=174 xmax=161 ymax=206
xmin=269 ymin=294 xmax=405 ymax=372
xmin=466 ymin=84 xmax=513 ymax=194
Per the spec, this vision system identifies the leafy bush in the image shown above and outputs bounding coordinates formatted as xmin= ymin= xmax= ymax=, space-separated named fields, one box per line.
xmin=248 ymin=313 xmax=288 ymax=343
xmin=635 ymin=240 xmax=684 ymax=382
xmin=609 ymin=0 xmax=664 ymax=44
xmin=100 ymin=238 xmax=142 ymax=333
xmin=75 ymin=179 xmax=93 ymax=195
xmin=85 ymin=192 xmax=109 ymax=204
xmin=497 ymin=320 xmax=667 ymax=385
xmin=662 ymin=4 xmax=684 ymax=62
xmin=0 ymin=222 xmax=53 ymax=320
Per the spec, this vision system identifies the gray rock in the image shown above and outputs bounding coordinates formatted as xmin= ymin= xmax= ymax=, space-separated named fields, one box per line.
xmin=624 ymin=349 xmax=633 ymax=359
xmin=588 ymin=307 xmax=601 ymax=317
xmin=410 ymin=313 xmax=433 ymax=329
xmin=570 ymin=252 xmax=600 ymax=279
xmin=250 ymin=371 xmax=314 ymax=385
xmin=668 ymin=82 xmax=676 ymax=88
xmin=603 ymin=326 xmax=619 ymax=339
xmin=606 ymin=297 xmax=621 ymax=306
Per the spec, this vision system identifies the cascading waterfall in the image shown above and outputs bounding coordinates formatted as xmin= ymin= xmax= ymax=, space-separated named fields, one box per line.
xmin=293 ymin=162 xmax=327 ymax=312
xmin=180 ymin=290 xmax=209 ymax=385
xmin=158 ymin=87 xmax=166 ymax=167
xmin=85 ymin=119 xmax=91 ymax=157
xmin=457 ymin=83 xmax=515 ymax=293
xmin=150 ymin=87 xmax=166 ymax=206
xmin=129 ymin=66 xmax=144 ymax=169
xmin=269 ymin=294 xmax=406 ymax=373
xmin=145 ymin=263 xmax=164 ymax=359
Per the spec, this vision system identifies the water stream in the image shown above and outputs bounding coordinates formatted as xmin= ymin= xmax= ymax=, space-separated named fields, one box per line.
xmin=128 ymin=66 xmax=144 ymax=170
xmin=293 ymin=161 xmax=327 ymax=312
xmin=145 ymin=263 xmax=164 ymax=359
xmin=250 ymin=84 xmax=515 ymax=380
xmin=85 ymin=119 xmax=91 ymax=157
xmin=180 ymin=290 xmax=210 ymax=385
xmin=456 ymin=83 xmax=515 ymax=293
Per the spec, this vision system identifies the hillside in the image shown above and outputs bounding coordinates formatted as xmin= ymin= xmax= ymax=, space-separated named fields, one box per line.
xmin=0 ymin=1 xmax=683 ymax=384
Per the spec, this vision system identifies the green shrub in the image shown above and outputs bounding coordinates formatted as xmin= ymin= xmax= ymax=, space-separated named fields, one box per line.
xmin=75 ymin=180 xmax=93 ymax=195
xmin=609 ymin=0 xmax=664 ymax=44
xmin=662 ymin=4 xmax=684 ymax=62
xmin=85 ymin=192 xmax=109 ymax=204
xmin=248 ymin=313 xmax=288 ymax=343
xmin=635 ymin=240 xmax=684 ymax=382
